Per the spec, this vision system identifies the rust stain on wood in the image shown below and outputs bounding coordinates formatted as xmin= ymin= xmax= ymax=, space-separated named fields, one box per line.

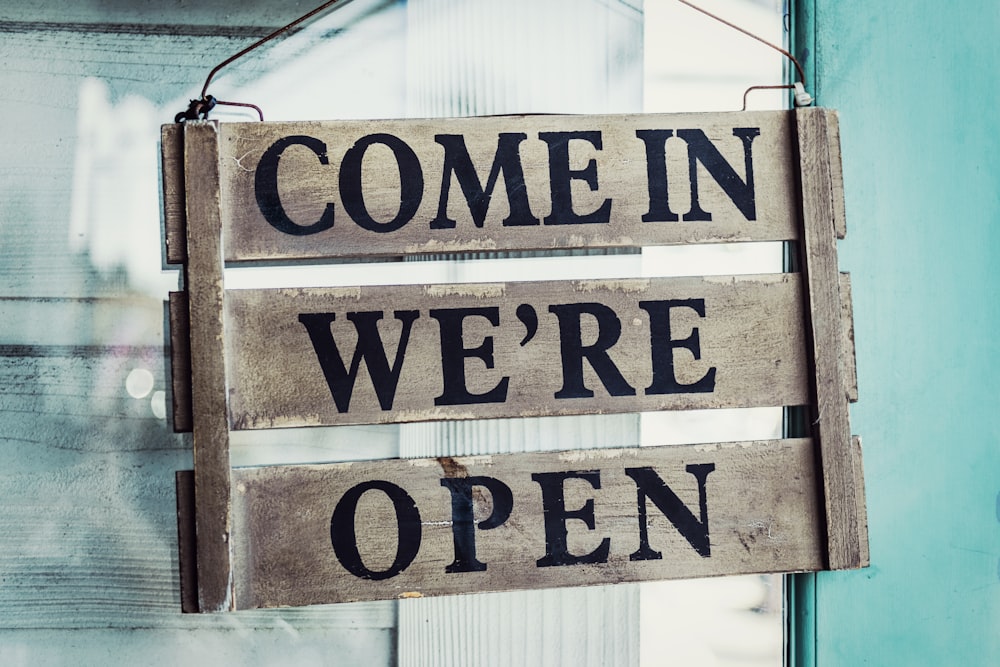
xmin=437 ymin=456 xmax=469 ymax=478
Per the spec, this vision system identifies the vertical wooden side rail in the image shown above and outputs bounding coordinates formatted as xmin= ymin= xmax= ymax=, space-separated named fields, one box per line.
xmin=183 ymin=121 xmax=235 ymax=611
xmin=795 ymin=107 xmax=867 ymax=570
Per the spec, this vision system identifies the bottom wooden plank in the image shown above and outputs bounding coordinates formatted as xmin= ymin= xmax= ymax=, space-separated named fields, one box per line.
xmin=230 ymin=439 xmax=824 ymax=609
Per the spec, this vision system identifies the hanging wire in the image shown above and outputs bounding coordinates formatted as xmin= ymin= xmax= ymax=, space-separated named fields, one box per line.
xmin=175 ymin=0 xmax=348 ymax=122
xmin=674 ymin=0 xmax=812 ymax=108
xmin=176 ymin=0 xmax=810 ymax=121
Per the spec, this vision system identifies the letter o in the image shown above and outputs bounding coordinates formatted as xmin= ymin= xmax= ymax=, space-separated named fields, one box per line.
xmin=339 ymin=133 xmax=424 ymax=233
xmin=330 ymin=480 xmax=422 ymax=580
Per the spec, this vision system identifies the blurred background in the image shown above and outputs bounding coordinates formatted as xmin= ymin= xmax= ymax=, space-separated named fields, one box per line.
xmin=0 ymin=1 xmax=791 ymax=664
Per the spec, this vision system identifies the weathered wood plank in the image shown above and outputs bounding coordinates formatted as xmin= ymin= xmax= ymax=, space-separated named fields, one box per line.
xmin=168 ymin=291 xmax=192 ymax=433
xmin=827 ymin=111 xmax=847 ymax=240
xmin=161 ymin=124 xmax=187 ymax=265
xmin=839 ymin=272 xmax=858 ymax=402
xmin=230 ymin=438 xmax=824 ymax=609
xmin=852 ymin=436 xmax=870 ymax=567
xmin=183 ymin=121 xmax=234 ymax=611
xmin=224 ymin=274 xmax=810 ymax=429
xmin=175 ymin=470 xmax=198 ymax=613
xmin=216 ymin=111 xmax=800 ymax=261
xmin=795 ymin=107 xmax=865 ymax=569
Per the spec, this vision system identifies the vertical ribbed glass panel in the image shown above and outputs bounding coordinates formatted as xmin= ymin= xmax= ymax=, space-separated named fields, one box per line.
xmin=399 ymin=1 xmax=643 ymax=665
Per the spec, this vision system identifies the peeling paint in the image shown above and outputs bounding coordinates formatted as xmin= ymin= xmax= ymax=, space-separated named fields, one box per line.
xmin=407 ymin=454 xmax=494 ymax=468
xmin=392 ymin=408 xmax=482 ymax=422
xmin=574 ymin=278 xmax=649 ymax=293
xmin=294 ymin=287 xmax=363 ymax=300
xmin=424 ymin=283 xmax=505 ymax=299
xmin=564 ymin=234 xmax=635 ymax=247
xmin=693 ymin=441 xmax=758 ymax=453
xmin=702 ymin=273 xmax=789 ymax=286
xmin=404 ymin=238 xmax=498 ymax=254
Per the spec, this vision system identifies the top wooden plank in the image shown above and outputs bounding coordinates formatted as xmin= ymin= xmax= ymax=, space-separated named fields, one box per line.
xmin=216 ymin=111 xmax=800 ymax=261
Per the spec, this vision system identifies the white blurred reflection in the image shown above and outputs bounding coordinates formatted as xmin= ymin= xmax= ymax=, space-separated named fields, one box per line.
xmin=70 ymin=77 xmax=172 ymax=297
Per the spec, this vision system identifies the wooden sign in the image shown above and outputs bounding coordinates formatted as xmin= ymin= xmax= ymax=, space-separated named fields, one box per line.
xmin=162 ymin=109 xmax=867 ymax=613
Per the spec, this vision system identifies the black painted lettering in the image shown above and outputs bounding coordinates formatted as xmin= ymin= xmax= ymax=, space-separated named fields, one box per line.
xmin=677 ymin=128 xmax=760 ymax=221
xmin=532 ymin=470 xmax=610 ymax=567
xmin=625 ymin=464 xmax=715 ymax=559
xmin=298 ymin=310 xmax=419 ymax=412
xmin=339 ymin=133 xmax=424 ymax=233
xmin=255 ymin=135 xmax=335 ymax=236
xmin=431 ymin=133 xmax=540 ymax=229
xmin=430 ymin=307 xmax=510 ymax=406
xmin=548 ymin=303 xmax=635 ymax=399
xmin=440 ymin=476 xmax=514 ymax=573
xmin=538 ymin=131 xmax=612 ymax=225
xmin=330 ymin=480 xmax=422 ymax=580
xmin=639 ymin=299 xmax=716 ymax=395
xmin=635 ymin=129 xmax=680 ymax=223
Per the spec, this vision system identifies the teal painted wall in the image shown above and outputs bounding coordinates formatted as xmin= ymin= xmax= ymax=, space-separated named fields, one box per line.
xmin=798 ymin=1 xmax=1000 ymax=664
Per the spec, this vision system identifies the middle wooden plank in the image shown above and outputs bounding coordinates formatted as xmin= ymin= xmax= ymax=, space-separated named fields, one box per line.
xmin=225 ymin=274 xmax=808 ymax=429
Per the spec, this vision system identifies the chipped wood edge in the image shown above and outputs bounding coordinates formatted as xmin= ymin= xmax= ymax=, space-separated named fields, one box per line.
xmin=168 ymin=291 xmax=193 ymax=433
xmin=161 ymin=124 xmax=187 ymax=264
xmin=827 ymin=110 xmax=847 ymax=240
xmin=184 ymin=121 xmax=235 ymax=611
xmin=175 ymin=470 xmax=199 ymax=613
xmin=839 ymin=273 xmax=858 ymax=402
xmin=796 ymin=107 xmax=865 ymax=570
xmin=852 ymin=436 xmax=870 ymax=567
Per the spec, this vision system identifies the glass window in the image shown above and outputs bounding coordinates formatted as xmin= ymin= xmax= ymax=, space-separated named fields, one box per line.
xmin=0 ymin=1 xmax=789 ymax=663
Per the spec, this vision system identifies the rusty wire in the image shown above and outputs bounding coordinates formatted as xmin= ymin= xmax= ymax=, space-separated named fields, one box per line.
xmin=742 ymin=84 xmax=795 ymax=111
xmin=178 ymin=0 xmax=809 ymax=122
xmin=675 ymin=0 xmax=811 ymax=108
xmin=177 ymin=0 xmax=347 ymax=122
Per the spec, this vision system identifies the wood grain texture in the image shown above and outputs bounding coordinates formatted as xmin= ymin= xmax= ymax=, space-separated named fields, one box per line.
xmin=852 ymin=436 xmax=869 ymax=567
xmin=175 ymin=470 xmax=198 ymax=613
xmin=224 ymin=274 xmax=809 ymax=428
xmin=795 ymin=107 xmax=866 ymax=570
xmin=827 ymin=111 xmax=847 ymax=240
xmin=161 ymin=124 xmax=186 ymax=265
xmin=168 ymin=291 xmax=192 ymax=433
xmin=230 ymin=438 xmax=824 ymax=609
xmin=839 ymin=272 xmax=858 ymax=402
xmin=183 ymin=121 xmax=234 ymax=611
xmin=217 ymin=111 xmax=799 ymax=261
